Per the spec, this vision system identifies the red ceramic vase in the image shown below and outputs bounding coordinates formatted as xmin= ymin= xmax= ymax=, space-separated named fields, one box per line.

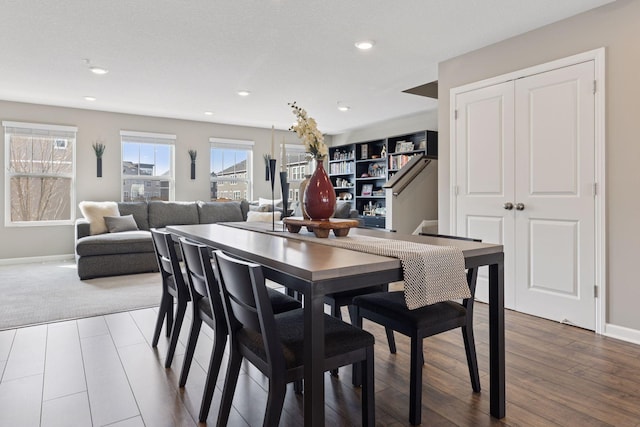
xmin=304 ymin=160 xmax=336 ymax=221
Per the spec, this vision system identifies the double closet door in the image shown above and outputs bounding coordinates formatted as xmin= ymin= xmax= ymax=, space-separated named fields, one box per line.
xmin=454 ymin=60 xmax=596 ymax=330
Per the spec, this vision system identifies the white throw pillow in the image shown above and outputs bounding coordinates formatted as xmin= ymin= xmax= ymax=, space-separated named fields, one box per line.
xmin=79 ymin=201 xmax=119 ymax=235
xmin=246 ymin=211 xmax=282 ymax=223
xmin=258 ymin=197 xmax=283 ymax=208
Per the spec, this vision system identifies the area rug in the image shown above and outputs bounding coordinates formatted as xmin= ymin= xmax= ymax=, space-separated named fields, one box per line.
xmin=0 ymin=260 xmax=161 ymax=330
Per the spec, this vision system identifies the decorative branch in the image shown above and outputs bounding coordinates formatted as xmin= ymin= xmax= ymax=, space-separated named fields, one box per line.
xmin=92 ymin=142 xmax=106 ymax=158
xmin=188 ymin=149 xmax=197 ymax=161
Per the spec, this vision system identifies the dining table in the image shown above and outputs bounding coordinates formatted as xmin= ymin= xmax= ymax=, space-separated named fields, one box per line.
xmin=167 ymin=222 xmax=505 ymax=426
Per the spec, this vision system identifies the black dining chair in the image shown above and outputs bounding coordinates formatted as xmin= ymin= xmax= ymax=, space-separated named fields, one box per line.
xmin=352 ymin=233 xmax=482 ymax=425
xmin=177 ymin=238 xmax=301 ymax=422
xmin=324 ymin=284 xmax=396 ymax=376
xmin=150 ymin=228 xmax=191 ymax=368
xmin=213 ymin=249 xmax=376 ymax=427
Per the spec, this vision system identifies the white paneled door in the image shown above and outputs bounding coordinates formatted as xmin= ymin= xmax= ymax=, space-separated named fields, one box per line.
xmin=455 ymin=61 xmax=596 ymax=330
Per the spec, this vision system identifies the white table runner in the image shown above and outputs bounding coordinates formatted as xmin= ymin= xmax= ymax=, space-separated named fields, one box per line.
xmin=224 ymin=222 xmax=470 ymax=309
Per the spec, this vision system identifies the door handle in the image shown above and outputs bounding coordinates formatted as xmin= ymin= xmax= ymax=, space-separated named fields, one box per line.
xmin=503 ymin=202 xmax=514 ymax=210
xmin=515 ymin=203 xmax=525 ymax=211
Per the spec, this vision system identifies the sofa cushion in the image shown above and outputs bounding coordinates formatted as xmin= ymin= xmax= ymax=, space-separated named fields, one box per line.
xmin=198 ymin=201 xmax=244 ymax=223
xmin=79 ymin=201 xmax=120 ymax=235
xmin=117 ymin=202 xmax=149 ymax=230
xmin=105 ymin=214 xmax=139 ymax=233
xmin=148 ymin=201 xmax=199 ymax=229
xmin=76 ymin=230 xmax=154 ymax=256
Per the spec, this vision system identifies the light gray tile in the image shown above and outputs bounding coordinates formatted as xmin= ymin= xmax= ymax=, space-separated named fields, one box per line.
xmin=43 ymin=322 xmax=86 ymax=400
xmin=2 ymin=325 xmax=46 ymax=381
xmin=0 ymin=374 xmax=42 ymax=427
xmin=0 ymin=329 xmax=16 ymax=363
xmin=41 ymin=391 xmax=92 ymax=427
xmin=105 ymin=312 xmax=146 ymax=348
xmin=77 ymin=315 xmax=109 ymax=339
xmin=81 ymin=333 xmax=139 ymax=426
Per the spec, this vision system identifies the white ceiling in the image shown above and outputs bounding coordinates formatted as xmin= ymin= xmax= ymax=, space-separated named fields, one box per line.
xmin=0 ymin=0 xmax=613 ymax=135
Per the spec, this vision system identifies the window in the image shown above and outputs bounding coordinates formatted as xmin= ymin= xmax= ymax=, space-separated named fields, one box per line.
xmin=3 ymin=121 xmax=76 ymax=226
xmin=121 ymin=131 xmax=175 ymax=201
xmin=282 ymin=144 xmax=308 ymax=202
xmin=210 ymin=138 xmax=254 ymax=201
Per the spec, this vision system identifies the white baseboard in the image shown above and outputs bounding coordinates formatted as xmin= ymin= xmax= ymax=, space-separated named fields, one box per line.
xmin=0 ymin=254 xmax=75 ymax=266
xmin=604 ymin=323 xmax=640 ymax=346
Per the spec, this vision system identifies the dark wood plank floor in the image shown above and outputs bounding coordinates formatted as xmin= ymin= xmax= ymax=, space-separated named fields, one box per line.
xmin=1 ymin=300 xmax=639 ymax=426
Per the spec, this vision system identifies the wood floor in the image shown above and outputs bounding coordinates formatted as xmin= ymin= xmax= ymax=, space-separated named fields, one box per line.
xmin=1 ymin=301 xmax=639 ymax=426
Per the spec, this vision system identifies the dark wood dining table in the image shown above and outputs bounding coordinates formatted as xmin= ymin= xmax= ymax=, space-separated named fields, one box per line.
xmin=167 ymin=223 xmax=505 ymax=426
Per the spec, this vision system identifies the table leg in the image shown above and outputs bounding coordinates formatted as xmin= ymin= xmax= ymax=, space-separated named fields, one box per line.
xmin=489 ymin=258 xmax=506 ymax=418
xmin=304 ymin=288 xmax=325 ymax=426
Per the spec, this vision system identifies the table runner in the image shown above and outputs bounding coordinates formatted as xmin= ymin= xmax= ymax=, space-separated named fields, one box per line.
xmin=223 ymin=222 xmax=470 ymax=309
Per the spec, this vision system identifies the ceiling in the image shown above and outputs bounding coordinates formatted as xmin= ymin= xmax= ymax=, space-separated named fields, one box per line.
xmin=0 ymin=0 xmax=613 ymax=135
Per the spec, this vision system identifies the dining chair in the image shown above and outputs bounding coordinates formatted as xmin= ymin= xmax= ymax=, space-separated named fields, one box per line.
xmin=324 ymin=284 xmax=396 ymax=376
xmin=150 ymin=228 xmax=191 ymax=368
xmin=212 ymin=249 xmax=376 ymax=427
xmin=352 ymin=233 xmax=481 ymax=425
xmin=177 ymin=238 xmax=301 ymax=422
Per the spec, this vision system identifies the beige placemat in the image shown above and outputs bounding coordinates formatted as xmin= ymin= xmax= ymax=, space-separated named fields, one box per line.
xmin=224 ymin=221 xmax=470 ymax=309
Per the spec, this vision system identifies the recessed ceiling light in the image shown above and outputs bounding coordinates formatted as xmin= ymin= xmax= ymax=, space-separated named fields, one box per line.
xmin=204 ymin=111 xmax=213 ymax=116
xmin=89 ymin=66 xmax=109 ymax=75
xmin=237 ymin=90 xmax=251 ymax=97
xmin=337 ymin=104 xmax=350 ymax=112
xmin=84 ymin=96 xmax=96 ymax=101
xmin=355 ymin=40 xmax=375 ymax=50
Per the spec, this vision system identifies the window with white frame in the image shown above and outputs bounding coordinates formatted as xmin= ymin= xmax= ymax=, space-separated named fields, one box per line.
xmin=282 ymin=144 xmax=308 ymax=202
xmin=3 ymin=121 xmax=76 ymax=226
xmin=210 ymin=138 xmax=253 ymax=201
xmin=121 ymin=131 xmax=175 ymax=201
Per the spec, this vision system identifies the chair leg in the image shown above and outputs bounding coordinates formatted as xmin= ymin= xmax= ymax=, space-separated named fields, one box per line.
xmin=351 ymin=306 xmax=364 ymax=387
xmin=409 ymin=337 xmax=423 ymax=425
xmin=165 ymin=299 xmax=187 ymax=368
xmin=462 ymin=326 xmax=481 ymax=392
xmin=293 ymin=379 xmax=303 ymax=394
xmin=217 ymin=350 xmax=243 ymax=427
xmin=330 ymin=301 xmax=341 ymax=377
xmin=385 ymin=327 xmax=397 ymax=354
xmin=362 ymin=346 xmax=375 ymax=427
xmin=263 ymin=377 xmax=287 ymax=427
xmin=178 ymin=316 xmax=203 ymax=387
xmin=198 ymin=331 xmax=228 ymax=422
xmin=151 ymin=293 xmax=171 ymax=347
xmin=165 ymin=298 xmax=174 ymax=338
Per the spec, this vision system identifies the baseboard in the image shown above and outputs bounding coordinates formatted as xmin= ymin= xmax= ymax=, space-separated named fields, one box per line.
xmin=604 ymin=323 xmax=640 ymax=346
xmin=0 ymin=254 xmax=75 ymax=266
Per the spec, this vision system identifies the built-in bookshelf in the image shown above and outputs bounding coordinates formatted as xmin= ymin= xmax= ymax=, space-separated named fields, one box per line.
xmin=328 ymin=130 xmax=438 ymax=227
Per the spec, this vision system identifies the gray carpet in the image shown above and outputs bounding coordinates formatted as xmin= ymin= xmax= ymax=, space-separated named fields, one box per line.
xmin=0 ymin=260 xmax=161 ymax=330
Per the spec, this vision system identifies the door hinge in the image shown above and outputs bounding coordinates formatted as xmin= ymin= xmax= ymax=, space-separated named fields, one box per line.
xmin=594 ymin=285 xmax=598 ymax=298
xmin=593 ymin=80 xmax=597 ymax=94
xmin=454 ymin=109 xmax=458 ymax=120
xmin=593 ymin=182 xmax=598 ymax=197
xmin=453 ymin=185 xmax=459 ymax=196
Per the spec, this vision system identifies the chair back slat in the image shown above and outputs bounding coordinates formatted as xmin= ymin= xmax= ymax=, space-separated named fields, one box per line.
xmin=151 ymin=229 xmax=189 ymax=298
xmin=179 ymin=238 xmax=226 ymax=328
xmin=213 ymin=250 xmax=284 ymax=369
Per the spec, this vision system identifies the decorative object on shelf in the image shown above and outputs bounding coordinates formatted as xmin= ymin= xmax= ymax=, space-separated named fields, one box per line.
xmin=381 ymin=144 xmax=386 ymax=158
xmin=188 ymin=149 xmax=197 ymax=180
xmin=361 ymin=184 xmax=373 ymax=196
xmin=360 ymin=144 xmax=368 ymax=159
xmin=92 ymin=141 xmax=105 ymax=178
xmin=289 ymin=102 xmax=335 ymax=220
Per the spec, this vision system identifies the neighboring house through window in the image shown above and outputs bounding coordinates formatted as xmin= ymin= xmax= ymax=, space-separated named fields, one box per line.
xmin=3 ymin=121 xmax=76 ymax=226
xmin=121 ymin=130 xmax=175 ymax=201
xmin=282 ymin=144 xmax=308 ymax=202
xmin=210 ymin=138 xmax=253 ymax=201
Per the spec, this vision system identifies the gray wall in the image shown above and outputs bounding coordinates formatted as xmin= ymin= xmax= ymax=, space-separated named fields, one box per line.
xmin=0 ymin=100 xmax=311 ymax=260
xmin=437 ymin=0 xmax=640 ymax=329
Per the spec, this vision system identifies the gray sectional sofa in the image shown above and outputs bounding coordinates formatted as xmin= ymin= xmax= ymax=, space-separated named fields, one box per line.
xmin=75 ymin=200 xmax=249 ymax=280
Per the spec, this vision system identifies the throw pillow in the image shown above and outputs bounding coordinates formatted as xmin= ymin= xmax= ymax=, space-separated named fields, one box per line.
xmin=79 ymin=201 xmax=120 ymax=235
xmin=258 ymin=197 xmax=283 ymax=208
xmin=197 ymin=201 xmax=244 ymax=223
xmin=104 ymin=215 xmax=139 ymax=233
xmin=246 ymin=211 xmax=282 ymax=222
